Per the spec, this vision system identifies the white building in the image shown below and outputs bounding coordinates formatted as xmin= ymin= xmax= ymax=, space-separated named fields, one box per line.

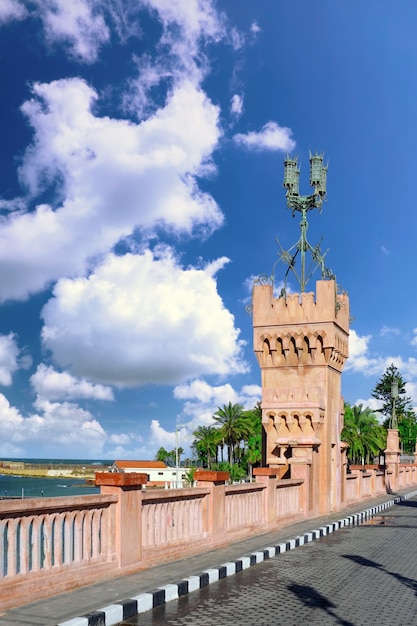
xmin=111 ymin=460 xmax=191 ymax=487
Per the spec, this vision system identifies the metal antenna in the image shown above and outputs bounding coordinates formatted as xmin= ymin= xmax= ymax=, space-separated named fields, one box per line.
xmin=275 ymin=152 xmax=334 ymax=294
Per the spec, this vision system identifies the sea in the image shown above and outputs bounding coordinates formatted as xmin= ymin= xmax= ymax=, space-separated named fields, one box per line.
xmin=0 ymin=458 xmax=114 ymax=499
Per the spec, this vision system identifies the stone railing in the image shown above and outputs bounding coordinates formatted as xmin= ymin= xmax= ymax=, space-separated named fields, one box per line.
xmin=344 ymin=464 xmax=417 ymax=504
xmin=3 ymin=463 xmax=417 ymax=612
xmin=0 ymin=494 xmax=118 ymax=611
xmin=0 ymin=470 xmax=305 ymax=610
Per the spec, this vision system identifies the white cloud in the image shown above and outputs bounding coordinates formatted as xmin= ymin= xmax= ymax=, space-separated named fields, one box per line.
xmin=132 ymin=380 xmax=262 ymax=460
xmin=352 ymin=397 xmax=383 ymax=412
xmin=233 ymin=121 xmax=295 ymax=152
xmin=144 ymin=0 xmax=226 ymax=49
xmin=0 ymin=393 xmax=107 ymax=456
xmin=0 ymin=333 xmax=21 ymax=386
xmin=38 ymin=0 xmax=110 ymax=63
xmin=230 ymin=94 xmax=244 ymax=118
xmin=0 ymin=76 xmax=223 ymax=302
xmin=0 ymin=0 xmax=27 ymax=23
xmin=346 ymin=330 xmax=417 ymax=392
xmin=173 ymin=379 xmax=261 ymax=432
xmin=41 ymin=248 xmax=248 ymax=386
xmin=250 ymin=21 xmax=261 ymax=35
xmin=380 ymin=325 xmax=401 ymax=337
xmin=31 ymin=364 xmax=114 ymax=401
xmin=411 ymin=328 xmax=417 ymax=347
xmin=345 ymin=329 xmax=384 ymax=375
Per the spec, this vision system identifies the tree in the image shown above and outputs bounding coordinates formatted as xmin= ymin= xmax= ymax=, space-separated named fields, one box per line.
xmin=397 ymin=411 xmax=417 ymax=455
xmin=192 ymin=425 xmax=220 ymax=469
xmin=155 ymin=446 xmax=183 ymax=467
xmin=240 ymin=404 xmax=262 ymax=479
xmin=371 ymin=364 xmax=412 ymax=420
xmin=155 ymin=447 xmax=170 ymax=464
xmin=213 ymin=402 xmax=254 ymax=465
xmin=341 ymin=403 xmax=386 ymax=464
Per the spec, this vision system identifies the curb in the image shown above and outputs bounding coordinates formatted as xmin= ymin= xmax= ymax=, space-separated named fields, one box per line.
xmin=57 ymin=490 xmax=417 ymax=626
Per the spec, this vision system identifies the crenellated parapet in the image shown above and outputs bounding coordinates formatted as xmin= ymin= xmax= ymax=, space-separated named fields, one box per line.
xmin=253 ymin=280 xmax=349 ymax=374
xmin=253 ymin=280 xmax=349 ymax=330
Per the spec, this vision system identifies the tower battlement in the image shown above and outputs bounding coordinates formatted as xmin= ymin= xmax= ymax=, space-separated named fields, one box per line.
xmin=253 ymin=279 xmax=349 ymax=332
xmin=253 ymin=280 xmax=349 ymax=373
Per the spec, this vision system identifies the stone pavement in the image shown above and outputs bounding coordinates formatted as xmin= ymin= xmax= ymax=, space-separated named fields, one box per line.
xmin=1 ymin=489 xmax=416 ymax=626
xmin=124 ymin=493 xmax=417 ymax=626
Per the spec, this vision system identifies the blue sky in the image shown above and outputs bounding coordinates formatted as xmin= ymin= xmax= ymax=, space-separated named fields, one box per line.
xmin=0 ymin=0 xmax=417 ymax=460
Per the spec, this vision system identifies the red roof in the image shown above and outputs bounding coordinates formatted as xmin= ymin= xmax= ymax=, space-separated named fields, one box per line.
xmin=114 ymin=460 xmax=167 ymax=469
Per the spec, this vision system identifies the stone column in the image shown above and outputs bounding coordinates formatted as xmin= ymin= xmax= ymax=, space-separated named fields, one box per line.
xmin=254 ymin=467 xmax=280 ymax=524
xmin=95 ymin=472 xmax=147 ymax=569
xmin=195 ymin=470 xmax=229 ymax=544
xmin=287 ymin=443 xmax=316 ymax=515
xmin=384 ymin=429 xmax=401 ymax=492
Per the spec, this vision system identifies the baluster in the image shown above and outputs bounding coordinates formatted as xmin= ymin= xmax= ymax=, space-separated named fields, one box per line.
xmin=7 ymin=519 xmax=18 ymax=576
xmin=20 ymin=517 xmax=31 ymax=575
xmin=91 ymin=509 xmax=101 ymax=559
xmin=53 ymin=513 xmax=64 ymax=567
xmin=83 ymin=510 xmax=93 ymax=561
xmin=73 ymin=512 xmax=83 ymax=563
xmin=43 ymin=516 xmax=52 ymax=569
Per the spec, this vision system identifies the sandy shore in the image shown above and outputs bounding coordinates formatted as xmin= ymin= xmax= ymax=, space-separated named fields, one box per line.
xmin=0 ymin=467 xmax=105 ymax=480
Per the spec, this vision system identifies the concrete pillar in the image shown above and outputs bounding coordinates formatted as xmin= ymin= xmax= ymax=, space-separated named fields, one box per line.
xmin=384 ymin=429 xmax=401 ymax=492
xmin=95 ymin=472 xmax=147 ymax=568
xmin=195 ymin=470 xmax=229 ymax=543
xmin=254 ymin=467 xmax=280 ymax=524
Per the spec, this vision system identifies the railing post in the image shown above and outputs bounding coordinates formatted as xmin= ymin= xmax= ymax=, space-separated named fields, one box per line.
xmin=195 ymin=471 xmax=229 ymax=543
xmin=253 ymin=468 xmax=280 ymax=525
xmin=96 ymin=472 xmax=147 ymax=569
xmin=384 ymin=429 xmax=401 ymax=492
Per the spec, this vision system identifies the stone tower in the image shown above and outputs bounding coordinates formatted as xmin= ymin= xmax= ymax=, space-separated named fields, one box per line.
xmin=252 ymin=279 xmax=349 ymax=514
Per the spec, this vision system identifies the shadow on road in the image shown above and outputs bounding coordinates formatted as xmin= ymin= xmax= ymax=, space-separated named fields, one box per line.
xmin=396 ymin=499 xmax=417 ymax=508
xmin=287 ymin=583 xmax=356 ymax=626
xmin=343 ymin=554 xmax=417 ymax=596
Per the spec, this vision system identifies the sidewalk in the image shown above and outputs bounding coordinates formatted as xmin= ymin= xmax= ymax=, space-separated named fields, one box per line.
xmin=2 ymin=489 xmax=417 ymax=626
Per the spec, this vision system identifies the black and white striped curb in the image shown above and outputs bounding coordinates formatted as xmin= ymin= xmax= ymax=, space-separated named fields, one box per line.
xmin=57 ymin=490 xmax=417 ymax=626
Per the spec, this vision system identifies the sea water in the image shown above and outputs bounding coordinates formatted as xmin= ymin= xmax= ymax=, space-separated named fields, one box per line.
xmin=0 ymin=458 xmax=114 ymax=498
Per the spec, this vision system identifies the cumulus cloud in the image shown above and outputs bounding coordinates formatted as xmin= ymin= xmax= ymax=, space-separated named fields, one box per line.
xmin=132 ymin=380 xmax=262 ymax=458
xmin=0 ymin=393 xmax=107 ymax=457
xmin=173 ymin=379 xmax=261 ymax=430
xmin=0 ymin=76 xmax=223 ymax=302
xmin=41 ymin=248 xmax=248 ymax=386
xmin=0 ymin=0 xmax=27 ymax=23
xmin=233 ymin=121 xmax=295 ymax=152
xmin=0 ymin=333 xmax=21 ymax=386
xmin=345 ymin=329 xmax=417 ymax=392
xmin=31 ymin=364 xmax=114 ymax=401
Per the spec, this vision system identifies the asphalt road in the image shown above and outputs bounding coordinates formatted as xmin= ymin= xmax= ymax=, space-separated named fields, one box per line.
xmin=121 ymin=498 xmax=417 ymax=626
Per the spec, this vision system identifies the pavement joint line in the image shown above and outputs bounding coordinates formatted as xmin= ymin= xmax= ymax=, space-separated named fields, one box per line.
xmin=55 ymin=488 xmax=417 ymax=626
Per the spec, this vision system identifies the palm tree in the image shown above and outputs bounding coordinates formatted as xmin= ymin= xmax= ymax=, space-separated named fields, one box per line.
xmin=341 ymin=403 xmax=386 ymax=464
xmin=213 ymin=402 xmax=254 ymax=465
xmin=242 ymin=405 xmax=262 ymax=478
xmin=192 ymin=425 xmax=220 ymax=469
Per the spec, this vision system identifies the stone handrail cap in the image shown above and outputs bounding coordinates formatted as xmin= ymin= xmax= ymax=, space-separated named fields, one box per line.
xmin=95 ymin=472 xmax=148 ymax=486
xmin=195 ymin=470 xmax=229 ymax=482
xmin=253 ymin=467 xmax=281 ymax=476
